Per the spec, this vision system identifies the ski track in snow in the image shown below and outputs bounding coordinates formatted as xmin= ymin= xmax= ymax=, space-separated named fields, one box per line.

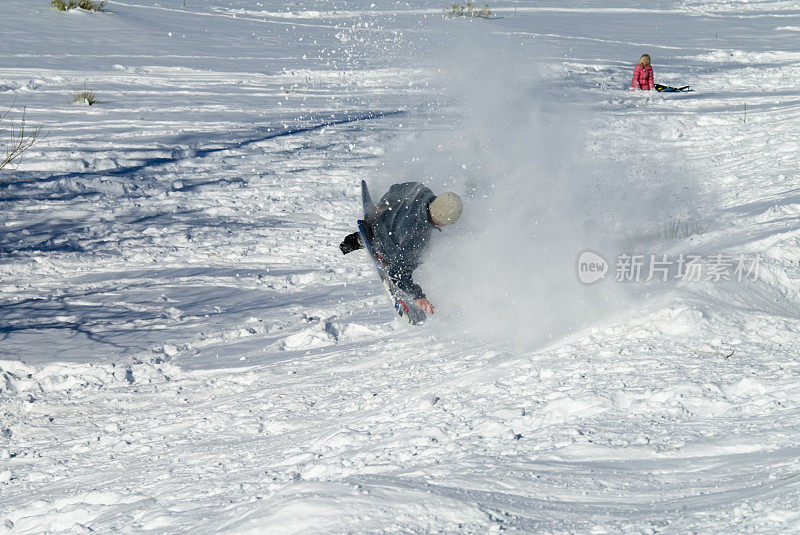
xmin=3 ymin=0 xmax=800 ymax=533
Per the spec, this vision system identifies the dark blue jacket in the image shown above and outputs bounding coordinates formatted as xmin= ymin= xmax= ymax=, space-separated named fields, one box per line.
xmin=365 ymin=182 xmax=437 ymax=299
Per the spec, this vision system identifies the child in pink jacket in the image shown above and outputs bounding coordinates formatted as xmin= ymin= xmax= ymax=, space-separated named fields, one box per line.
xmin=631 ymin=54 xmax=654 ymax=90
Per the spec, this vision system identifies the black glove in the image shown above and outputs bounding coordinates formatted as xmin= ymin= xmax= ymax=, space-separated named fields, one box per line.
xmin=339 ymin=232 xmax=363 ymax=255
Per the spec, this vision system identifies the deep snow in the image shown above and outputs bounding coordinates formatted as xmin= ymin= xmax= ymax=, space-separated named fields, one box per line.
xmin=3 ymin=1 xmax=800 ymax=533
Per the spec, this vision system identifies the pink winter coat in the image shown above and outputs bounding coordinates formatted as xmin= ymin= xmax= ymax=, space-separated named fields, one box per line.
xmin=631 ymin=64 xmax=654 ymax=90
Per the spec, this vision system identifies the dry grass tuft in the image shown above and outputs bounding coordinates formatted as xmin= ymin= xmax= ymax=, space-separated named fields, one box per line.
xmin=444 ymin=3 xmax=492 ymax=18
xmin=72 ymin=88 xmax=99 ymax=106
xmin=52 ymin=0 xmax=107 ymax=12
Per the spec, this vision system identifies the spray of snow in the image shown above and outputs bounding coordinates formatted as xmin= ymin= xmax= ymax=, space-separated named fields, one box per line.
xmin=375 ymin=27 xmax=713 ymax=345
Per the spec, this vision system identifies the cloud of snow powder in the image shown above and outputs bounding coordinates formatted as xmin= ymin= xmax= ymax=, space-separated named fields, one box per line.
xmin=372 ymin=24 xmax=709 ymax=346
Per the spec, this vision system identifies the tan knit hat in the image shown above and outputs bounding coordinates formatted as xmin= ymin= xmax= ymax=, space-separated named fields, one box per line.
xmin=429 ymin=192 xmax=463 ymax=226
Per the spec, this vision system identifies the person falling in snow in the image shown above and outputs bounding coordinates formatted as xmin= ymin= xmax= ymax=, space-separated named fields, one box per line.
xmin=339 ymin=182 xmax=463 ymax=315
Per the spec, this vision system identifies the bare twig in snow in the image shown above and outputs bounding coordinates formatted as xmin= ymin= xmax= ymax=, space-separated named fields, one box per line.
xmin=1 ymin=105 xmax=46 ymax=171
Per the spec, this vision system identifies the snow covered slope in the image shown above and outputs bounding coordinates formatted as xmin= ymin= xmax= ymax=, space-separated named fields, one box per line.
xmin=2 ymin=1 xmax=800 ymax=533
